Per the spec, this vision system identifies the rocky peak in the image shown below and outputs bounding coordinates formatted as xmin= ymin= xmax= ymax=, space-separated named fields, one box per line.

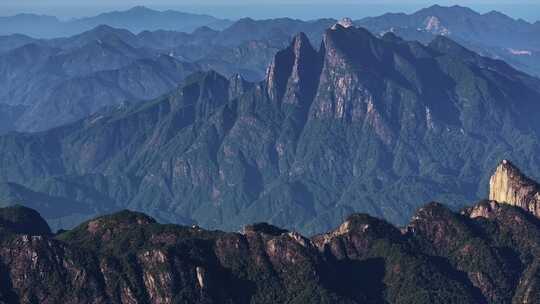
xmin=321 ymin=24 xmax=389 ymax=79
xmin=489 ymin=160 xmax=540 ymax=217
xmin=265 ymin=32 xmax=321 ymax=106
xmin=311 ymin=24 xmax=397 ymax=146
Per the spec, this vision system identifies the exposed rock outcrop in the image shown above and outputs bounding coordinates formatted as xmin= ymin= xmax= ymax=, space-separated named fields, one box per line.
xmin=489 ymin=159 xmax=540 ymax=218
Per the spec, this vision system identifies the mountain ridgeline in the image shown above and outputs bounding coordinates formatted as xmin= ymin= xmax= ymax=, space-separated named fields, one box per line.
xmin=2 ymin=5 xmax=540 ymax=134
xmin=0 ymin=6 xmax=232 ymax=38
xmin=0 ymin=21 xmax=322 ymax=132
xmin=0 ymin=160 xmax=538 ymax=303
xmin=1 ymin=23 xmax=540 ymax=236
xmin=356 ymin=5 xmax=540 ymax=77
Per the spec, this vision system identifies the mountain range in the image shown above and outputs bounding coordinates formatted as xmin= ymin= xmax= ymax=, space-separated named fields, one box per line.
xmin=2 ymin=5 xmax=539 ymax=77
xmin=0 ymin=6 xmax=232 ymax=38
xmin=0 ymin=17 xmax=338 ymax=132
xmin=1 ymin=5 xmax=540 ymax=135
xmin=0 ymin=160 xmax=537 ymax=303
xmin=1 ymin=23 xmax=540 ymax=236
xmin=0 ymin=28 xmax=199 ymax=132
xmin=356 ymin=5 xmax=540 ymax=77
xmin=0 ymin=5 xmax=540 ymax=303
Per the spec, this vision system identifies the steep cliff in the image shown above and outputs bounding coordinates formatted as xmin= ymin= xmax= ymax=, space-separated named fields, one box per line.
xmin=489 ymin=160 xmax=540 ymax=218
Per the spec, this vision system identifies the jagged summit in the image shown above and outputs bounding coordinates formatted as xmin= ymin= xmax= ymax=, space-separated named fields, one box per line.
xmin=489 ymin=160 xmax=540 ymax=218
xmin=265 ymin=31 xmax=321 ymax=103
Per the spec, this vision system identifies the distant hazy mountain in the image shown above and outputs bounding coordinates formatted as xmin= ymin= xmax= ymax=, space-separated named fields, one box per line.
xmin=0 ymin=13 xmax=63 ymax=38
xmin=71 ymin=6 xmax=232 ymax=34
xmin=1 ymin=26 xmax=540 ymax=235
xmin=0 ymin=26 xmax=199 ymax=132
xmin=0 ymin=33 xmax=37 ymax=53
xmin=213 ymin=17 xmax=335 ymax=47
xmin=0 ymin=6 xmax=232 ymax=38
xmin=356 ymin=5 xmax=540 ymax=76
xmin=1 ymin=5 xmax=539 ymax=78
xmin=17 ymin=55 xmax=199 ymax=132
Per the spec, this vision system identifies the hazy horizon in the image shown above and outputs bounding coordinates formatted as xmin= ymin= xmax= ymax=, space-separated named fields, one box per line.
xmin=1 ymin=2 xmax=540 ymax=23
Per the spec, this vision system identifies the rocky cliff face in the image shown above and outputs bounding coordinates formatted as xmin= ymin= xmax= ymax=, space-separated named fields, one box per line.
xmin=0 ymin=164 xmax=539 ymax=304
xmin=489 ymin=160 xmax=540 ymax=218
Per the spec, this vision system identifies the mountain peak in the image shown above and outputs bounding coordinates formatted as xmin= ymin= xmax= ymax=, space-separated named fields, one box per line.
xmin=126 ymin=6 xmax=155 ymax=14
xmin=292 ymin=32 xmax=310 ymax=47
xmin=489 ymin=160 xmax=540 ymax=218
xmin=421 ymin=4 xmax=478 ymax=15
xmin=68 ymin=24 xmax=138 ymax=48
xmin=265 ymin=31 xmax=320 ymax=103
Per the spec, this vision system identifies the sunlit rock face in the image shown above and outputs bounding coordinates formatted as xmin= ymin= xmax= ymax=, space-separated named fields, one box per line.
xmin=489 ymin=160 xmax=540 ymax=218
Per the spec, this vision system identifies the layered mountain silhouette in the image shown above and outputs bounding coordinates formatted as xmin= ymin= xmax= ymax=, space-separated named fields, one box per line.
xmin=1 ymin=24 xmax=540 ymax=235
xmin=0 ymin=21 xmax=330 ymax=132
xmin=0 ymin=28 xmax=200 ymax=132
xmin=2 ymin=5 xmax=538 ymax=78
xmin=0 ymin=6 xmax=231 ymax=38
xmin=357 ymin=5 xmax=540 ymax=76
xmin=4 ymin=6 xmax=540 ymax=132
xmin=0 ymin=160 xmax=538 ymax=303
xmin=2 ymin=5 xmax=540 ymax=135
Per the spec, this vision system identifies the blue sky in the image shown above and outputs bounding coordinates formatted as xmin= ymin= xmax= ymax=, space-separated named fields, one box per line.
xmin=2 ymin=1 xmax=540 ymax=22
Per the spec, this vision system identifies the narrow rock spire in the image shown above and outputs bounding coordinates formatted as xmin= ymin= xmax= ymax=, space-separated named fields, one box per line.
xmin=265 ymin=32 xmax=320 ymax=105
